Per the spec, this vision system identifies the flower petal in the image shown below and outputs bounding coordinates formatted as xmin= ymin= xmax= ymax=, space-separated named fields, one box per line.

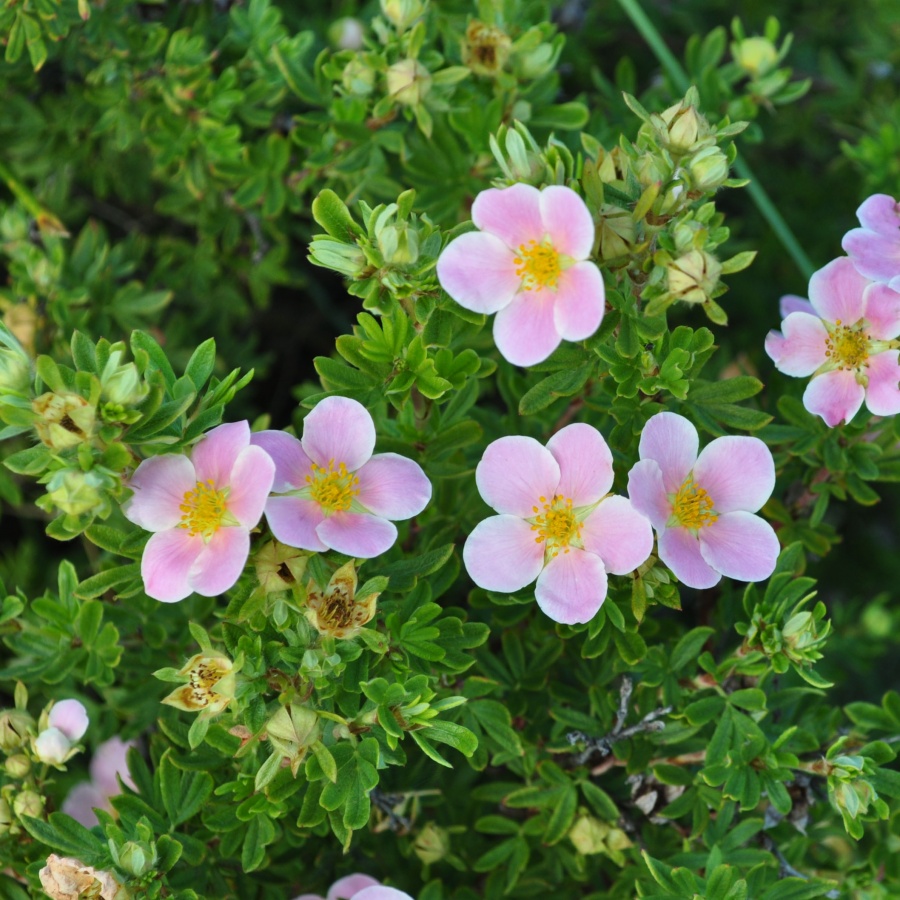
xmin=326 ymin=874 xmax=381 ymax=900
xmin=49 ymin=699 xmax=89 ymax=742
xmin=463 ymin=515 xmax=544 ymax=593
xmin=317 ymin=512 xmax=398 ymax=558
xmin=699 ymin=511 xmax=779 ymax=583
xmin=190 ymin=527 xmax=250 ymax=597
xmin=355 ymin=453 xmax=432 ymax=520
xmin=862 ymin=282 xmax=900 ymax=339
xmin=436 ymin=231 xmax=521 ymax=314
xmin=264 ymin=495 xmax=328 ymax=552
xmin=581 ymin=495 xmax=654 ymax=575
xmin=475 ymin=436 xmax=560 ymax=517
xmin=657 ymin=526 xmax=721 ymax=589
xmin=843 ymin=230 xmax=900 ymax=283
xmin=141 ymin=529 xmax=205 ymax=603
xmin=90 ymin=736 xmax=136 ymax=796
xmin=856 ymin=193 xmax=900 ymax=233
xmin=191 ymin=421 xmax=251 ymax=488
xmin=627 ymin=459 xmax=670 ymax=530
xmin=808 ymin=256 xmax=870 ymax=324
xmin=227 ymin=445 xmax=276 ymax=527
xmin=62 ymin=782 xmax=107 ymax=828
xmin=539 ymin=185 xmax=595 ymax=259
xmin=764 ymin=312 xmax=828 ymax=377
xmin=534 ymin=549 xmax=608 ymax=624
xmin=250 ymin=430 xmax=313 ymax=492
xmin=353 ymin=888 xmax=414 ymax=900
xmin=123 ymin=454 xmax=196 ymax=532
xmin=471 ymin=183 xmax=545 ymax=249
xmin=692 ymin=436 xmax=775 ymax=514
xmin=638 ymin=412 xmax=699 ymax=493
xmin=864 ymin=350 xmax=900 ymax=416
xmin=493 ymin=289 xmax=562 ymax=366
xmin=546 ymin=423 xmax=613 ymax=505
xmin=301 ymin=396 xmax=375 ymax=471
xmin=779 ymin=294 xmax=815 ymax=317
xmin=802 ymin=369 xmax=866 ymax=427
xmin=553 ymin=262 xmax=605 ymax=341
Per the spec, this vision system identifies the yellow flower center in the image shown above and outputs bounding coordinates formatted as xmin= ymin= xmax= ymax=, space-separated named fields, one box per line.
xmin=515 ymin=239 xmax=561 ymax=291
xmin=306 ymin=460 xmax=360 ymax=512
xmin=179 ymin=480 xmax=228 ymax=539
xmin=672 ymin=475 xmax=717 ymax=530
xmin=530 ymin=494 xmax=582 ymax=557
xmin=825 ymin=319 xmax=870 ymax=370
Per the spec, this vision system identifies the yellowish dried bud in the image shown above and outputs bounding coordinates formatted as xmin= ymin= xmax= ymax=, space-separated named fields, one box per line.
xmin=39 ymin=854 xmax=130 ymax=900
xmin=255 ymin=540 xmax=308 ymax=595
xmin=386 ymin=59 xmax=431 ymax=107
xmin=33 ymin=392 xmax=95 ymax=450
xmin=667 ymin=249 xmax=722 ymax=305
xmin=462 ymin=20 xmax=511 ymax=77
xmin=306 ymin=562 xmax=379 ymax=639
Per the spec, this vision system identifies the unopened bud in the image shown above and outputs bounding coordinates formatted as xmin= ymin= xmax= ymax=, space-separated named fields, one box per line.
xmin=377 ymin=223 xmax=419 ymax=266
xmin=43 ymin=469 xmax=111 ymax=518
xmin=413 ymin=822 xmax=451 ymax=864
xmin=13 ymin=789 xmax=45 ymax=819
xmin=34 ymin=728 xmax=73 ymax=766
xmin=667 ymin=249 xmax=722 ymax=305
xmin=656 ymin=100 xmax=712 ymax=155
xmin=380 ymin=0 xmax=425 ymax=32
xmin=386 ymin=59 xmax=431 ymax=107
xmin=686 ymin=146 xmax=729 ymax=193
xmin=330 ymin=17 xmax=365 ymax=51
xmin=5 ymin=754 xmax=30 ymax=778
xmin=732 ymin=36 xmax=779 ymax=78
xmin=342 ymin=58 xmax=376 ymax=97
xmin=33 ymin=391 xmax=95 ymax=450
xmin=114 ymin=840 xmax=157 ymax=878
xmin=0 ymin=709 xmax=33 ymax=751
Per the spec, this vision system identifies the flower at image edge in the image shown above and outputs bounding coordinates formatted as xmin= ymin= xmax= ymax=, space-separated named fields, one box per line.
xmin=291 ymin=873 xmax=414 ymax=900
xmin=842 ymin=193 xmax=900 ymax=285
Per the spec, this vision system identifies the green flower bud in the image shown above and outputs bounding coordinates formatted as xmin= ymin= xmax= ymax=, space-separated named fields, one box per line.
xmin=113 ymin=840 xmax=157 ymax=878
xmin=686 ymin=146 xmax=730 ymax=193
xmin=386 ymin=59 xmax=432 ymax=107
xmin=377 ymin=223 xmax=419 ymax=266
xmin=5 ymin=754 xmax=30 ymax=778
xmin=653 ymin=97 xmax=714 ymax=155
xmin=100 ymin=350 xmax=147 ymax=409
xmin=462 ymin=20 xmax=511 ymax=77
xmin=413 ymin=822 xmax=451 ymax=865
xmin=380 ymin=0 xmax=425 ymax=32
xmin=32 ymin=391 xmax=95 ymax=450
xmin=666 ymin=249 xmax=722 ymax=305
xmin=342 ymin=58 xmax=376 ymax=97
xmin=13 ymin=789 xmax=44 ymax=820
xmin=732 ymin=36 xmax=779 ymax=78
xmin=43 ymin=468 xmax=112 ymax=518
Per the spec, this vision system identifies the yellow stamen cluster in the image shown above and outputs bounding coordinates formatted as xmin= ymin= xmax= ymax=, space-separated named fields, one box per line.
xmin=672 ymin=475 xmax=717 ymax=530
xmin=179 ymin=480 xmax=227 ymax=539
xmin=515 ymin=239 xmax=561 ymax=291
xmin=530 ymin=494 xmax=582 ymax=557
xmin=307 ymin=459 xmax=360 ymax=512
xmin=825 ymin=319 xmax=870 ymax=371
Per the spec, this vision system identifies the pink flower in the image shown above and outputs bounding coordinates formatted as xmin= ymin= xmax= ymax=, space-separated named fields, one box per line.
xmin=463 ymin=424 xmax=653 ymax=625
xmin=436 ymin=183 xmax=604 ymax=366
xmin=842 ymin=194 xmax=900 ymax=284
xmin=251 ymin=397 xmax=431 ymax=559
xmin=62 ymin=737 xmax=136 ymax=828
xmin=123 ymin=422 xmax=275 ymax=603
xmin=765 ymin=257 xmax=900 ymax=426
xmin=627 ymin=412 xmax=779 ymax=590
xmin=49 ymin=699 xmax=89 ymax=741
xmin=293 ymin=874 xmax=413 ymax=900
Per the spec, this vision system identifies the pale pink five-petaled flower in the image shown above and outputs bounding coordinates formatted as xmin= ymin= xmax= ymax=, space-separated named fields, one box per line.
xmin=842 ymin=194 xmax=900 ymax=286
xmin=251 ymin=396 xmax=431 ymax=559
xmin=293 ymin=873 xmax=413 ymax=900
xmin=62 ymin=736 xmax=137 ymax=828
xmin=123 ymin=421 xmax=276 ymax=603
xmin=627 ymin=412 xmax=780 ymax=590
xmin=765 ymin=256 xmax=900 ymax=426
xmin=436 ymin=183 xmax=605 ymax=366
xmin=463 ymin=423 xmax=653 ymax=625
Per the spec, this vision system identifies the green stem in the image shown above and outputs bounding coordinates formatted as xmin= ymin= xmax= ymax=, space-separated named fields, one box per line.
xmin=615 ymin=0 xmax=816 ymax=281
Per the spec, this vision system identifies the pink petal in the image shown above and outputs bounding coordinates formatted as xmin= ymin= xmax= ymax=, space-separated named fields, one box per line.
xmin=264 ymin=495 xmax=328 ymax=552
xmin=843 ymin=230 xmax=900 ymax=283
xmin=493 ymin=289 xmax=562 ymax=366
xmin=553 ymin=262 xmax=605 ymax=341
xmin=864 ymin=350 xmax=900 ymax=416
xmin=62 ymin=782 xmax=107 ymax=828
xmin=436 ymin=231 xmax=520 ymax=314
xmin=764 ymin=313 xmax=828 ymax=377
xmin=326 ymin=874 xmax=381 ymax=899
xmin=191 ymin=421 xmax=251 ymax=488
xmin=475 ymin=436 xmax=560 ymax=517
xmin=471 ymin=183 xmax=545 ymax=250
xmin=90 ymin=736 xmax=136 ymax=796
xmin=534 ymin=549 xmax=608 ymax=625
xmin=353 ymin=888 xmax=414 ymax=900
xmin=699 ymin=511 xmax=780 ymax=583
xmin=581 ymin=495 xmax=654 ymax=575
xmin=539 ymin=185 xmax=595 ymax=259
xmin=638 ymin=412 xmax=699 ymax=493
xmin=251 ymin=430 xmax=313 ymax=492
xmin=356 ymin=453 xmax=431 ymax=520
xmin=190 ymin=527 xmax=251 ymax=596
xmin=808 ymin=257 xmax=869 ymax=325
xmin=301 ymin=396 xmax=375 ymax=472
xmin=856 ymin=193 xmax=900 ymax=233
xmin=317 ymin=512 xmax=397 ymax=558
xmin=657 ymin=526 xmax=721 ymax=589
xmin=627 ymin=459 xmax=670 ymax=529
xmin=49 ymin=699 xmax=89 ymax=742
xmin=123 ymin=454 xmax=196 ymax=532
xmin=802 ymin=369 xmax=866 ymax=427
xmin=862 ymin=282 xmax=900 ymax=339
xmin=692 ymin=436 xmax=775 ymax=514
xmin=293 ymin=895 xmax=325 ymax=900
xmin=141 ymin=529 xmax=205 ymax=603
xmin=779 ymin=295 xmax=814 ymax=317
xmin=225 ymin=445 xmax=275 ymax=527
xmin=462 ymin=515 xmax=544 ymax=593
xmin=546 ymin=423 xmax=613 ymax=506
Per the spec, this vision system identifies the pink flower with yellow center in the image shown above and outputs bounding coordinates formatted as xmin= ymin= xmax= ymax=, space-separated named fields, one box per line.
xmin=436 ymin=183 xmax=605 ymax=366
xmin=463 ymin=424 xmax=653 ymax=625
xmin=293 ymin=874 xmax=413 ymax=900
xmin=765 ymin=257 xmax=900 ymax=426
xmin=251 ymin=396 xmax=431 ymax=558
xmin=627 ymin=412 xmax=780 ymax=590
xmin=842 ymin=194 xmax=900 ymax=285
xmin=123 ymin=421 xmax=275 ymax=603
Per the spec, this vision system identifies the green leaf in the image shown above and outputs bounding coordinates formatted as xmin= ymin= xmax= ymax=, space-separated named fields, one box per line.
xmin=184 ymin=339 xmax=217 ymax=391
xmin=311 ymin=189 xmax=363 ymax=241
xmin=518 ymin=365 xmax=592 ymax=415
xmin=241 ymin=814 xmax=276 ymax=872
xmin=670 ymin=627 xmax=714 ymax=671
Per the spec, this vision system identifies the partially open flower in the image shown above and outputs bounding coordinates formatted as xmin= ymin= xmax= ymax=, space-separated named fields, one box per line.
xmin=306 ymin=561 xmax=379 ymax=639
xmin=34 ymin=727 xmax=74 ymax=766
xmin=162 ymin=654 xmax=235 ymax=715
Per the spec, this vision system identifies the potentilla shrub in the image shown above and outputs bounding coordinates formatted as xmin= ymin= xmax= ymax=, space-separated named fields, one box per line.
xmin=0 ymin=1 xmax=898 ymax=899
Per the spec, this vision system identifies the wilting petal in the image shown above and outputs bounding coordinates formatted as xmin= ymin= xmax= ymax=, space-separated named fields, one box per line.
xmin=302 ymin=396 xmax=375 ymax=471
xmin=638 ymin=412 xmax=699 ymax=493
xmin=124 ymin=454 xmax=196 ymax=532
xmin=471 ymin=183 xmax=545 ymax=250
xmin=539 ymin=185 xmax=595 ymax=259
xmin=699 ymin=511 xmax=779 ymax=583
xmin=475 ymin=436 xmax=560 ymax=517
xmin=142 ymin=529 xmax=205 ymax=603
xmin=627 ymin=459 xmax=670 ymax=529
xmin=463 ymin=515 xmax=544 ymax=593
xmin=581 ymin=496 xmax=654 ymax=575
xmin=803 ymin=369 xmax=866 ymax=427
xmin=657 ymin=526 xmax=721 ymax=589
xmin=264 ymin=495 xmax=328 ymax=552
xmin=493 ymin=289 xmax=562 ymax=366
xmin=436 ymin=231 xmax=521 ymax=314
xmin=191 ymin=527 xmax=250 ymax=597
xmin=191 ymin=421 xmax=250 ymax=488
xmin=856 ymin=193 xmax=900 ymax=233
xmin=327 ymin=874 xmax=381 ymax=899
xmin=49 ymin=700 xmax=89 ymax=742
xmin=317 ymin=512 xmax=398 ymax=558
xmin=251 ymin=430 xmax=313 ymax=492
xmin=779 ymin=295 xmax=815 ymax=317
xmin=862 ymin=282 xmax=900 ymax=339
xmin=553 ymin=262 xmax=605 ymax=341
xmin=90 ymin=736 xmax=136 ymax=796
xmin=808 ymin=257 xmax=869 ymax=325
xmin=864 ymin=350 xmax=900 ymax=416
xmin=692 ymin=436 xmax=775 ymax=514
xmin=356 ymin=453 xmax=431 ymax=520
xmin=546 ymin=423 xmax=613 ymax=505
xmin=62 ymin=782 xmax=108 ymax=828
xmin=227 ymin=445 xmax=275 ymax=527
xmin=764 ymin=313 xmax=828 ymax=377
xmin=534 ymin=549 xmax=608 ymax=625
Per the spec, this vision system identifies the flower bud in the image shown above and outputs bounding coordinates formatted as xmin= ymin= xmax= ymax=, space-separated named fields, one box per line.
xmin=666 ymin=249 xmax=722 ymax=305
xmin=569 ymin=814 xmax=609 ymax=855
xmin=732 ymin=36 xmax=779 ymax=78
xmin=100 ymin=351 xmax=147 ymax=409
xmin=113 ymin=840 xmax=157 ymax=878
xmin=386 ymin=59 xmax=431 ymax=107
xmin=13 ymin=788 xmax=45 ymax=819
xmin=34 ymin=727 xmax=73 ymax=766
xmin=462 ymin=20 xmax=511 ymax=77
xmin=342 ymin=58 xmax=376 ymax=97
xmin=0 ymin=708 xmax=33 ymax=751
xmin=380 ymin=0 xmax=425 ymax=32
xmin=413 ymin=822 xmax=451 ymax=864
xmin=329 ymin=17 xmax=365 ymax=51
xmin=377 ymin=223 xmax=419 ymax=266
xmin=306 ymin=562 xmax=379 ymax=640
xmin=43 ymin=469 xmax=111 ymax=518
xmin=32 ymin=391 xmax=95 ymax=450
xmin=267 ymin=704 xmax=320 ymax=775
xmin=656 ymin=99 xmax=712 ymax=155
xmin=0 ymin=798 xmax=11 ymax=834
xmin=686 ymin=146 xmax=730 ymax=193
xmin=5 ymin=754 xmax=30 ymax=778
